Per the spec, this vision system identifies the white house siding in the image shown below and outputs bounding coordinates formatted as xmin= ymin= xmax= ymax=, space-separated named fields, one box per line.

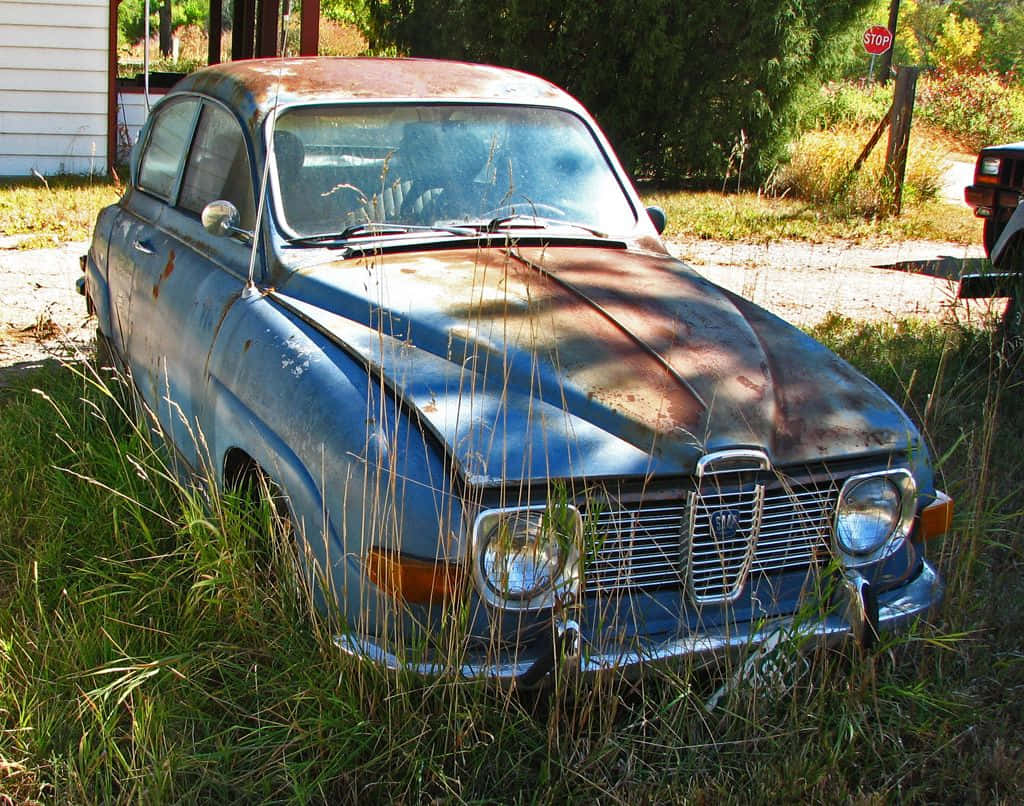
xmin=0 ymin=0 xmax=108 ymax=176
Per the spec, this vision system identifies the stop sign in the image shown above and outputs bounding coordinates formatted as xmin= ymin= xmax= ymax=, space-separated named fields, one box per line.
xmin=863 ymin=26 xmax=893 ymax=55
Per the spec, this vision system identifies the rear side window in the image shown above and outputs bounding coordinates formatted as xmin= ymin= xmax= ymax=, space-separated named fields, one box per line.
xmin=138 ymin=99 xmax=200 ymax=200
xmin=179 ymin=104 xmax=256 ymax=230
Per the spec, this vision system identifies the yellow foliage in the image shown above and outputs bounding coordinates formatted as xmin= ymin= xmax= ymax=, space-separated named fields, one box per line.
xmin=933 ymin=15 xmax=983 ymax=73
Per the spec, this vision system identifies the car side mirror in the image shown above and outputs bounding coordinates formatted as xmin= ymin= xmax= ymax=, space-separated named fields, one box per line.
xmin=646 ymin=205 xmax=667 ymax=235
xmin=201 ymin=200 xmax=253 ymax=242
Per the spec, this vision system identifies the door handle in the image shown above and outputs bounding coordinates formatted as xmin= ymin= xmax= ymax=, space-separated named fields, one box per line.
xmin=132 ymin=238 xmax=156 ymax=255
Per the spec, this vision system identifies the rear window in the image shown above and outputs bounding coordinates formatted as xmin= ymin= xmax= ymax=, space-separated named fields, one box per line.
xmin=138 ymin=99 xmax=200 ymax=200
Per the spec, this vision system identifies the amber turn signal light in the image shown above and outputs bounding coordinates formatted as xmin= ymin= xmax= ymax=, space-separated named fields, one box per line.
xmin=917 ymin=491 xmax=953 ymax=541
xmin=366 ymin=548 xmax=466 ymax=604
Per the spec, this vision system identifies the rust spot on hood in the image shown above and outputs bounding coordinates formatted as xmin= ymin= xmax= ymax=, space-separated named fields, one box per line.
xmin=280 ymin=243 xmax=918 ymax=469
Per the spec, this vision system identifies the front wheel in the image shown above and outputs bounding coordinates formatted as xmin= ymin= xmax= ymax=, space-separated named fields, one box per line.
xmin=233 ymin=466 xmax=316 ymax=609
xmin=984 ymin=218 xmax=1006 ymax=258
xmin=1003 ymin=294 xmax=1022 ymax=343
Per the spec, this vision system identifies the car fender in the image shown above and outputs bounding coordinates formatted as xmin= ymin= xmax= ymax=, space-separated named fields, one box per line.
xmin=991 ymin=201 xmax=1024 ymax=269
xmin=204 ymin=371 xmax=357 ymax=613
xmin=201 ymin=290 xmax=460 ymax=632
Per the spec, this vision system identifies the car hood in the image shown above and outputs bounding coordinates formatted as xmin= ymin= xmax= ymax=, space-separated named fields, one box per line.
xmin=273 ymin=244 xmax=919 ymax=484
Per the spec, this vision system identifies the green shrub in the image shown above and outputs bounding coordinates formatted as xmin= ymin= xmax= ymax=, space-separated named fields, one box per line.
xmin=802 ymin=81 xmax=892 ymax=130
xmin=799 ymin=73 xmax=1024 ymax=156
xmin=366 ymin=0 xmax=874 ymax=185
xmin=979 ymin=8 xmax=1024 ymax=75
xmin=917 ymin=70 xmax=1024 ymax=150
xmin=322 ymin=0 xmax=369 ymax=27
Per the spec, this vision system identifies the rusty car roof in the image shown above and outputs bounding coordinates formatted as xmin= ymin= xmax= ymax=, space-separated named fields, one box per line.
xmin=171 ymin=57 xmax=579 ymax=140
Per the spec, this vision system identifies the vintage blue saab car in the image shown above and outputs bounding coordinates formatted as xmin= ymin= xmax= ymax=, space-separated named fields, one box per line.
xmin=80 ymin=58 xmax=951 ymax=683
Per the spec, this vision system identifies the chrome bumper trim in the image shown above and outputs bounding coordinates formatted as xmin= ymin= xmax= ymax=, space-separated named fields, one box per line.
xmin=334 ymin=560 xmax=943 ymax=683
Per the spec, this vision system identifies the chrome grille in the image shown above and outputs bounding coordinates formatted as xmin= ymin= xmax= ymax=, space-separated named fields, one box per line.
xmin=585 ymin=503 xmax=687 ymax=593
xmin=685 ymin=481 xmax=763 ymax=603
xmin=583 ymin=477 xmax=839 ymax=597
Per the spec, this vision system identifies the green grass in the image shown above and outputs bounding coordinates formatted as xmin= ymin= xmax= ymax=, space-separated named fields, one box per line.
xmin=642 ymin=190 xmax=980 ymax=245
xmin=0 ymin=166 xmax=976 ymax=251
xmin=1 ymin=319 xmax=1021 ymax=803
xmin=0 ymin=174 xmax=123 ymax=246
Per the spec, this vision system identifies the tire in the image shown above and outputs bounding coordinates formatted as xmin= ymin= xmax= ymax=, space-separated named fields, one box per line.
xmin=94 ymin=329 xmax=116 ymax=371
xmin=231 ymin=465 xmax=293 ymax=539
xmin=231 ymin=465 xmax=312 ymax=604
xmin=93 ymin=329 xmax=141 ymax=425
xmin=984 ymin=218 xmax=1006 ymax=258
xmin=1003 ymin=294 xmax=1023 ymax=343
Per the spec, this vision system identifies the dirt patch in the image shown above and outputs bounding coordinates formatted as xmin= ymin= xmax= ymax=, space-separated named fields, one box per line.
xmin=0 ymin=239 xmax=94 ymax=385
xmin=0 ymin=235 xmax=1004 ymax=386
xmin=667 ymin=236 xmax=1003 ymax=328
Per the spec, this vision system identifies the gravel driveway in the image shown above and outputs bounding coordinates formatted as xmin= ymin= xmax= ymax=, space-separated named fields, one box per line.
xmin=0 ymin=235 xmax=999 ymax=385
xmin=674 ymin=236 xmax=994 ymax=326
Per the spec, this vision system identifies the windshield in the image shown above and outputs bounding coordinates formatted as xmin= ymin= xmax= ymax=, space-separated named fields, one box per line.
xmin=272 ymin=104 xmax=637 ymax=239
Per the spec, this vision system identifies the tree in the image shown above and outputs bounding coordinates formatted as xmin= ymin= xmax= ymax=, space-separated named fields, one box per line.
xmin=366 ymin=0 xmax=873 ymax=184
xmin=980 ymin=8 xmax=1024 ymax=74
xmin=117 ymin=0 xmax=212 ymax=50
xmin=933 ymin=13 xmax=982 ymax=72
xmin=159 ymin=0 xmax=172 ymax=57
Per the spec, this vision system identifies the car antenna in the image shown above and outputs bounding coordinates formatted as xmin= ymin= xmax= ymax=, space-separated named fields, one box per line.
xmin=246 ymin=52 xmax=288 ymax=290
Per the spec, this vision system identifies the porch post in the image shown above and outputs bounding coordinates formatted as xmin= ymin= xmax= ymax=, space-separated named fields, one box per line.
xmin=299 ymin=0 xmax=319 ymax=56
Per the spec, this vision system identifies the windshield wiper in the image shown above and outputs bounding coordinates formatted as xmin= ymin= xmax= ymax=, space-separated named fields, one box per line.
xmin=287 ymin=222 xmax=477 ymax=246
xmin=286 ymin=217 xmax=608 ymax=248
xmin=471 ymin=215 xmax=608 ymax=239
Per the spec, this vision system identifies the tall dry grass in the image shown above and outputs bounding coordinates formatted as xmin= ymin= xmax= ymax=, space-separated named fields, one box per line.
xmin=0 ymin=313 xmax=1021 ymax=802
xmin=774 ymin=124 xmax=946 ymax=216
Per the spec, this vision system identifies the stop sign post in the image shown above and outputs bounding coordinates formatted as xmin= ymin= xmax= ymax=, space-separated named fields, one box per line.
xmin=863 ymin=25 xmax=893 ymax=81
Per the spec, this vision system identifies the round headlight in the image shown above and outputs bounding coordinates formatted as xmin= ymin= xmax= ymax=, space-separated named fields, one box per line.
xmin=473 ymin=505 xmax=581 ymax=609
xmin=836 ymin=476 xmax=901 ymax=557
xmin=480 ymin=511 xmax=564 ymax=600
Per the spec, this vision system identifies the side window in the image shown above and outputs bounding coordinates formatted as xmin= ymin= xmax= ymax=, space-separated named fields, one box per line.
xmin=179 ymin=104 xmax=256 ymax=230
xmin=138 ymin=99 xmax=200 ymax=200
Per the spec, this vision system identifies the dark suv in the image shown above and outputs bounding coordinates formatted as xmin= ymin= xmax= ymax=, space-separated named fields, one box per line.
xmin=963 ymin=144 xmax=1023 ymax=337
xmin=965 ymin=143 xmax=1024 ymax=255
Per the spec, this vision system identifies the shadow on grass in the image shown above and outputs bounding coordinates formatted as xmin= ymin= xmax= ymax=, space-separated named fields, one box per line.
xmin=0 ymin=357 xmax=76 ymax=394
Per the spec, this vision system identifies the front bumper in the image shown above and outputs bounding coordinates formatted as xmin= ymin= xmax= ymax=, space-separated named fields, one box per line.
xmin=966 ymin=184 xmax=1021 ymax=219
xmin=335 ymin=558 xmax=944 ymax=684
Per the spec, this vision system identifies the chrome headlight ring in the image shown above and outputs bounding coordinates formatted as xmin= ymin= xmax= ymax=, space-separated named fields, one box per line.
xmin=471 ymin=504 xmax=582 ymax=611
xmin=834 ymin=469 xmax=916 ymax=567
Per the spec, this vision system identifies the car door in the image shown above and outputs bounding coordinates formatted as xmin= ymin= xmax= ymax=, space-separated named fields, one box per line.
xmin=136 ymin=99 xmax=260 ymax=473
xmin=106 ymin=96 xmax=199 ymax=379
xmin=111 ymin=96 xmax=259 ymax=473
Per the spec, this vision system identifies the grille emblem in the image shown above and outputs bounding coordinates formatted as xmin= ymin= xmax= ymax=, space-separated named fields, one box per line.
xmin=685 ymin=449 xmax=771 ymax=605
xmin=709 ymin=509 xmax=741 ymax=542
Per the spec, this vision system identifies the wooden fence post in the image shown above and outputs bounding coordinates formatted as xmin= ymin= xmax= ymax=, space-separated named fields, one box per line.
xmin=884 ymin=66 xmax=920 ymax=215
